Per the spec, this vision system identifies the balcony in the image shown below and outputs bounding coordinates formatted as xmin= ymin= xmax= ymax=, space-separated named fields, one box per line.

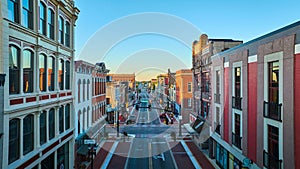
xmin=263 ymin=150 xmax=282 ymax=169
xmin=214 ymin=122 xmax=221 ymax=135
xmin=232 ymin=132 xmax=242 ymax=149
xmin=263 ymin=101 xmax=282 ymax=122
xmin=232 ymin=96 xmax=242 ymax=110
xmin=214 ymin=93 xmax=221 ymax=104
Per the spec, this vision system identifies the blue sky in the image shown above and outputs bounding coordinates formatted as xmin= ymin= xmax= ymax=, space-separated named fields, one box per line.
xmin=75 ymin=0 xmax=300 ymax=81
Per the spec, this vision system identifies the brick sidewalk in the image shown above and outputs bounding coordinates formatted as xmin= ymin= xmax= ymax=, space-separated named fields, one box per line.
xmin=185 ymin=141 xmax=215 ymax=169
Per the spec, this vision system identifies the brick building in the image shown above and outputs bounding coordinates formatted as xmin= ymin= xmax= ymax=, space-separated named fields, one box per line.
xmin=74 ymin=60 xmax=109 ymax=169
xmin=209 ymin=21 xmax=300 ymax=169
xmin=0 ymin=0 xmax=79 ymax=168
xmin=175 ymin=69 xmax=193 ymax=124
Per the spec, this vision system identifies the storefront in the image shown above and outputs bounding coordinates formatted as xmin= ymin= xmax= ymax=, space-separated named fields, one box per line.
xmin=214 ymin=140 xmax=243 ymax=169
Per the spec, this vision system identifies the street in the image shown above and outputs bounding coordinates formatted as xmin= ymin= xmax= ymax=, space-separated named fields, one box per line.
xmin=97 ymin=89 xmax=215 ymax=169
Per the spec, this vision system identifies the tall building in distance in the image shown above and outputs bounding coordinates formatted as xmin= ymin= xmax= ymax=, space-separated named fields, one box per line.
xmin=0 ymin=0 xmax=79 ymax=168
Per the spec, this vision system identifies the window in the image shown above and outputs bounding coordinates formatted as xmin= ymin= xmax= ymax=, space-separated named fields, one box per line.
xmin=22 ymin=0 xmax=33 ymax=29
xmin=9 ymin=118 xmax=20 ymax=164
xmin=23 ymin=114 xmax=34 ymax=155
xmin=188 ymin=98 xmax=192 ymax=107
xmin=49 ymin=108 xmax=55 ymax=140
xmin=58 ymin=59 xmax=64 ymax=90
xmin=9 ymin=45 xmax=20 ymax=94
xmin=65 ymin=22 xmax=70 ymax=47
xmin=83 ymin=80 xmax=86 ymax=101
xmin=65 ymin=61 xmax=70 ymax=90
xmin=23 ymin=50 xmax=33 ymax=93
xmin=8 ymin=0 xmax=19 ymax=23
xmin=41 ymin=152 xmax=54 ymax=169
xmin=188 ymin=82 xmax=192 ymax=92
xmin=87 ymin=80 xmax=90 ymax=100
xmin=47 ymin=9 xmax=55 ymax=40
xmin=216 ymin=70 xmax=220 ymax=94
xmin=232 ymin=113 xmax=242 ymax=149
xmin=39 ymin=2 xmax=46 ymax=35
xmin=59 ymin=106 xmax=64 ymax=133
xmin=268 ymin=61 xmax=279 ymax=104
xmin=65 ymin=104 xmax=70 ymax=130
xmin=48 ymin=56 xmax=55 ymax=91
xmin=57 ymin=143 xmax=69 ymax=169
xmin=40 ymin=111 xmax=47 ymax=145
xmin=78 ymin=80 xmax=81 ymax=103
xmin=39 ymin=54 xmax=47 ymax=92
xmin=59 ymin=16 xmax=64 ymax=44
xmin=215 ymin=107 xmax=221 ymax=134
xmin=234 ymin=67 xmax=241 ymax=97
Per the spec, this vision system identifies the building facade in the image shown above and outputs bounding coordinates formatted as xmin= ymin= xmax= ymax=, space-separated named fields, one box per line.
xmin=0 ymin=0 xmax=79 ymax=168
xmin=74 ymin=60 xmax=109 ymax=169
xmin=209 ymin=21 xmax=300 ymax=169
xmin=175 ymin=69 xmax=193 ymax=124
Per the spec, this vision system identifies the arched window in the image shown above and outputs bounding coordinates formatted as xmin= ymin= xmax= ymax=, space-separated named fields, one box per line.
xmin=65 ymin=104 xmax=70 ymax=130
xmin=59 ymin=16 xmax=64 ymax=44
xmin=49 ymin=108 xmax=55 ymax=140
xmin=48 ymin=56 xmax=55 ymax=91
xmin=23 ymin=50 xmax=33 ymax=93
xmin=58 ymin=59 xmax=64 ymax=90
xmin=39 ymin=54 xmax=47 ymax=92
xmin=9 ymin=45 xmax=20 ymax=94
xmin=9 ymin=118 xmax=20 ymax=164
xmin=59 ymin=106 xmax=64 ymax=133
xmin=47 ymin=9 xmax=55 ymax=40
xmin=23 ymin=114 xmax=34 ymax=155
xmin=40 ymin=111 xmax=47 ymax=145
xmin=65 ymin=21 xmax=70 ymax=47
xmin=78 ymin=79 xmax=81 ymax=103
xmin=39 ymin=2 xmax=46 ymax=35
xmin=87 ymin=79 xmax=90 ymax=100
xmin=22 ymin=0 xmax=33 ymax=29
xmin=83 ymin=79 xmax=86 ymax=101
xmin=65 ymin=61 xmax=70 ymax=90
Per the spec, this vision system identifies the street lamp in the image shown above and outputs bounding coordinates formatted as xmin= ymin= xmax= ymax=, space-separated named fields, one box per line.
xmin=88 ymin=144 xmax=97 ymax=169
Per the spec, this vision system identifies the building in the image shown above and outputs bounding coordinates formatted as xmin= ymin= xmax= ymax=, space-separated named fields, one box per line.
xmin=209 ymin=21 xmax=300 ymax=169
xmin=0 ymin=0 xmax=79 ymax=168
xmin=108 ymin=73 xmax=135 ymax=91
xmin=175 ymin=69 xmax=193 ymax=124
xmin=74 ymin=60 xmax=109 ymax=169
xmin=192 ymin=34 xmax=242 ymax=119
xmin=0 ymin=74 xmax=5 ymax=168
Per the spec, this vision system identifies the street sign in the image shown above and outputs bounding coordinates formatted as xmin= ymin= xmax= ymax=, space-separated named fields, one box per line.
xmin=84 ymin=139 xmax=96 ymax=145
xmin=178 ymin=115 xmax=182 ymax=120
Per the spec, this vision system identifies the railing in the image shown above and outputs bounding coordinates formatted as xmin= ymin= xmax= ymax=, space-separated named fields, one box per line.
xmin=263 ymin=150 xmax=282 ymax=169
xmin=232 ymin=96 xmax=242 ymax=110
xmin=214 ymin=122 xmax=221 ymax=135
xmin=263 ymin=101 xmax=282 ymax=122
xmin=214 ymin=93 xmax=221 ymax=104
xmin=232 ymin=132 xmax=242 ymax=149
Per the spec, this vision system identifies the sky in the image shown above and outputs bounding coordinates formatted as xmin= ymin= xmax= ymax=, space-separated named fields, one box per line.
xmin=75 ymin=0 xmax=300 ymax=81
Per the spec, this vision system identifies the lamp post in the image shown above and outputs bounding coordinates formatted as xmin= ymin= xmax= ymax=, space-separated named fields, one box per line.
xmin=88 ymin=144 xmax=97 ymax=169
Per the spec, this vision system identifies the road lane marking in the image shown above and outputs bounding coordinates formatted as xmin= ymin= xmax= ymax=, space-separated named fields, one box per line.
xmin=101 ymin=142 xmax=118 ymax=169
xmin=180 ymin=141 xmax=201 ymax=169
xmin=149 ymin=141 xmax=153 ymax=169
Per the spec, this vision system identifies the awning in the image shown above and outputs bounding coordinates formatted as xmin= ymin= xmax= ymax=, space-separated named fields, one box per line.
xmin=191 ymin=117 xmax=205 ymax=133
xmin=77 ymin=144 xmax=89 ymax=156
